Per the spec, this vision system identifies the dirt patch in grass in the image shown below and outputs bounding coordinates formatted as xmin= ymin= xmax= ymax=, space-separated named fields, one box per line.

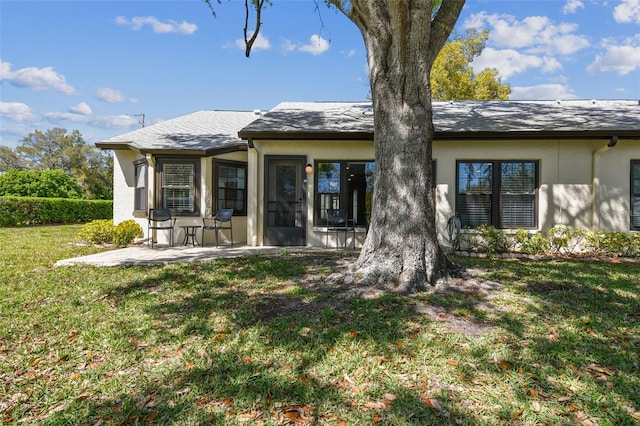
xmin=253 ymin=254 xmax=502 ymax=337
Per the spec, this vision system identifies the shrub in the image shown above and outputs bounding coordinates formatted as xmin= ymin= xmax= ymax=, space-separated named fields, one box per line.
xmin=548 ymin=226 xmax=586 ymax=255
xmin=513 ymin=229 xmax=548 ymax=255
xmin=78 ymin=219 xmax=114 ymax=245
xmin=0 ymin=196 xmax=112 ymax=227
xmin=585 ymin=230 xmax=640 ymax=257
xmin=113 ymin=220 xmax=143 ymax=247
xmin=472 ymin=225 xmax=512 ymax=253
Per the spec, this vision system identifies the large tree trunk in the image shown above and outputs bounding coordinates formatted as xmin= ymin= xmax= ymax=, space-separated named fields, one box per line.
xmin=338 ymin=1 xmax=466 ymax=292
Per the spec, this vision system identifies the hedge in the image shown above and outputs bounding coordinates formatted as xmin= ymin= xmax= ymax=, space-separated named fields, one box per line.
xmin=0 ymin=196 xmax=112 ymax=227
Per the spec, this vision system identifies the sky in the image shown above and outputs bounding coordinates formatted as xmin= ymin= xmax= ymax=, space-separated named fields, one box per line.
xmin=1 ymin=0 xmax=639 ymax=149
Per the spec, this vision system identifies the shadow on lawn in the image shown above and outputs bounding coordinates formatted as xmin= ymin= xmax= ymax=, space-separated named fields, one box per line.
xmin=43 ymin=255 xmax=639 ymax=425
xmin=450 ymin=257 xmax=640 ymax=422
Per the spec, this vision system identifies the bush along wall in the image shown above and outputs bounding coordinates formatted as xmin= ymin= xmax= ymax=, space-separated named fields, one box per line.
xmin=457 ymin=225 xmax=640 ymax=259
xmin=0 ymin=196 xmax=112 ymax=227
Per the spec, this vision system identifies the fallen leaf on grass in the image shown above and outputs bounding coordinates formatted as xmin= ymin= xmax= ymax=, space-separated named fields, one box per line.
xmin=383 ymin=393 xmax=396 ymax=401
xmin=422 ymin=396 xmax=442 ymax=410
xmin=573 ymin=411 xmax=594 ymax=426
xmin=499 ymin=360 xmax=512 ymax=370
xmin=447 ymin=359 xmax=458 ymax=366
xmin=364 ymin=401 xmax=386 ymax=410
xmin=282 ymin=405 xmax=313 ymax=423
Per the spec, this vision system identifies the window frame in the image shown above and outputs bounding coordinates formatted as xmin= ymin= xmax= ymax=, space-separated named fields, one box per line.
xmin=456 ymin=159 xmax=539 ymax=229
xmin=213 ymin=159 xmax=248 ymax=216
xmin=155 ymin=157 xmax=200 ymax=216
xmin=313 ymin=160 xmax=375 ymax=227
xmin=133 ymin=159 xmax=148 ymax=215
xmin=632 ymin=160 xmax=640 ymax=230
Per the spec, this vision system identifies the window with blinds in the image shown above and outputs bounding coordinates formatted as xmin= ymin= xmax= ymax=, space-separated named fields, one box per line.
xmin=157 ymin=159 xmax=199 ymax=214
xmin=632 ymin=160 xmax=640 ymax=230
xmin=457 ymin=160 xmax=538 ymax=228
xmin=216 ymin=162 xmax=247 ymax=215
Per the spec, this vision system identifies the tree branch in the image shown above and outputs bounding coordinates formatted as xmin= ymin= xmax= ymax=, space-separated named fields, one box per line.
xmin=429 ymin=0 xmax=466 ymax=55
xmin=244 ymin=0 xmax=266 ymax=57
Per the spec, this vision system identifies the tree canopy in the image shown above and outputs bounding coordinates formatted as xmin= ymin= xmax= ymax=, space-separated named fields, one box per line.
xmin=0 ymin=169 xmax=83 ymax=199
xmin=431 ymin=28 xmax=510 ymax=101
xmin=0 ymin=128 xmax=113 ymax=199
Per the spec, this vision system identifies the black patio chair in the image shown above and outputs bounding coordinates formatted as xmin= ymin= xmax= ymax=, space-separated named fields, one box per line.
xmin=202 ymin=208 xmax=234 ymax=247
xmin=148 ymin=209 xmax=176 ymax=247
xmin=326 ymin=208 xmax=356 ymax=249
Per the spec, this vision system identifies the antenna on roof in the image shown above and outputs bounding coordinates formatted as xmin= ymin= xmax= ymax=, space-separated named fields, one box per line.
xmin=133 ymin=114 xmax=145 ymax=128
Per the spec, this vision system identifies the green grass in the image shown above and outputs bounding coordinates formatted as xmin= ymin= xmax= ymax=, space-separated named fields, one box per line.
xmin=1 ymin=225 xmax=638 ymax=425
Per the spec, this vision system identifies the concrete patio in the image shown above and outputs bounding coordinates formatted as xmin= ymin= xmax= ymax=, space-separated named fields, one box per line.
xmin=55 ymin=244 xmax=348 ymax=267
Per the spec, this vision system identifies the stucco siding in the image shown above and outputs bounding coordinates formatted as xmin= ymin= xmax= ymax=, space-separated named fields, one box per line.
xmin=247 ymin=137 xmax=637 ymax=248
xmin=112 ymin=150 xmax=147 ymax=232
xmin=250 ymin=139 xmax=373 ymax=247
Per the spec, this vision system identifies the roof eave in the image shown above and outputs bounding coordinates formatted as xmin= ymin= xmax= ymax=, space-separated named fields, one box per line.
xmin=238 ymin=130 xmax=374 ymax=141
xmin=240 ymin=129 xmax=640 ymax=141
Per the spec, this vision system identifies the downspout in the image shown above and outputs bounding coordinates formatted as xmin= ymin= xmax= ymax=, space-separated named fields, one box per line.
xmin=591 ymin=136 xmax=617 ymax=230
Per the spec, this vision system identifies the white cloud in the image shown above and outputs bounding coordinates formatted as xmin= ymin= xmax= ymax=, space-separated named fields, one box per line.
xmin=115 ymin=16 xmax=197 ymax=35
xmin=471 ymin=48 xmax=562 ymax=79
xmin=341 ymin=49 xmax=357 ymax=58
xmin=463 ymin=13 xmax=589 ymax=56
xmin=225 ymin=32 xmax=272 ymax=51
xmin=0 ymin=61 xmax=76 ymax=95
xmin=69 ymin=102 xmax=92 ymax=115
xmin=96 ymin=87 xmax=137 ymax=103
xmin=298 ymin=35 xmax=330 ymax=55
xmin=43 ymin=111 xmax=138 ymax=129
xmin=280 ymin=35 xmax=330 ymax=56
xmin=587 ymin=44 xmax=640 ymax=75
xmin=0 ymin=101 xmax=36 ymax=122
xmin=510 ymin=84 xmax=577 ymax=100
xmin=614 ymin=0 xmax=640 ymax=24
xmin=563 ymin=0 xmax=584 ymax=15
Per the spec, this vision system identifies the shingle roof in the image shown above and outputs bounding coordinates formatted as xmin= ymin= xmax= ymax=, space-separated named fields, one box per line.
xmin=239 ymin=100 xmax=640 ymax=140
xmin=96 ymin=110 xmax=262 ymax=154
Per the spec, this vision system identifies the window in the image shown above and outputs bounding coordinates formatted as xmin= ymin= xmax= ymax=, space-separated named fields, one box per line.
xmin=457 ymin=160 xmax=538 ymax=228
xmin=133 ymin=159 xmax=147 ymax=213
xmin=315 ymin=161 xmax=375 ymax=226
xmin=215 ymin=161 xmax=247 ymax=216
xmin=156 ymin=158 xmax=200 ymax=215
xmin=632 ymin=160 xmax=640 ymax=230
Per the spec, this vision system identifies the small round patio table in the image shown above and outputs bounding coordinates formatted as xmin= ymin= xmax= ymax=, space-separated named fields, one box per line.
xmin=180 ymin=225 xmax=201 ymax=246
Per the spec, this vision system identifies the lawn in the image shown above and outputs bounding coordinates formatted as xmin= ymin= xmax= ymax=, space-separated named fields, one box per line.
xmin=1 ymin=225 xmax=638 ymax=425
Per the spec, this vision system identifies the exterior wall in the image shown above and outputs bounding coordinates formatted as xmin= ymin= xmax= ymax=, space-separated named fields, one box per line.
xmin=200 ymin=151 xmax=248 ymax=246
xmin=248 ymin=139 xmax=374 ymax=247
xmin=111 ymin=149 xmax=249 ymax=246
xmin=111 ymin=137 xmax=636 ymax=249
xmin=594 ymin=140 xmax=637 ymax=231
xmin=248 ymin=137 xmax=637 ymax=249
xmin=112 ymin=149 xmax=147 ymax=229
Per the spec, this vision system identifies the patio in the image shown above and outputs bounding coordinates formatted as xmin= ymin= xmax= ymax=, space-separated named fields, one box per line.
xmin=55 ymin=244 xmax=346 ymax=267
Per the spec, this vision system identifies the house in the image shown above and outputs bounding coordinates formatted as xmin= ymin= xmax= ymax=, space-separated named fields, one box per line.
xmin=96 ymin=100 xmax=640 ymax=248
